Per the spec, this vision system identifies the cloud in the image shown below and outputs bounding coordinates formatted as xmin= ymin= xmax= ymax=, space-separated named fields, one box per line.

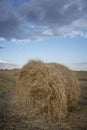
xmin=0 ymin=0 xmax=87 ymax=40
xmin=0 ymin=60 xmax=19 ymax=69
xmin=20 ymin=0 xmax=81 ymax=25
xmin=0 ymin=0 xmax=20 ymax=39
xmin=66 ymin=62 xmax=87 ymax=71
xmin=20 ymin=0 xmax=87 ymax=38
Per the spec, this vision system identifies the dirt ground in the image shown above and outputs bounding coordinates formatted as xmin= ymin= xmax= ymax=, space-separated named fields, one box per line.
xmin=0 ymin=70 xmax=87 ymax=130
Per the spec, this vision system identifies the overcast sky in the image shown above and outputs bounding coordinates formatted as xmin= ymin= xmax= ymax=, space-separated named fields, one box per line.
xmin=0 ymin=0 xmax=87 ymax=70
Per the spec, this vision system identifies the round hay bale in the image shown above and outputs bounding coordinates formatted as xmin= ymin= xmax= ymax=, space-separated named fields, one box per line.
xmin=16 ymin=60 xmax=67 ymax=121
xmin=47 ymin=63 xmax=80 ymax=110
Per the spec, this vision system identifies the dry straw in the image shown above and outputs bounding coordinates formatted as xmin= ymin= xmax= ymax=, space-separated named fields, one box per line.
xmin=47 ymin=63 xmax=80 ymax=110
xmin=16 ymin=60 xmax=79 ymax=122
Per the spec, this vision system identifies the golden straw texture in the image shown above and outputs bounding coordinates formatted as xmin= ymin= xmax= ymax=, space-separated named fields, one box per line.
xmin=16 ymin=60 xmax=79 ymax=122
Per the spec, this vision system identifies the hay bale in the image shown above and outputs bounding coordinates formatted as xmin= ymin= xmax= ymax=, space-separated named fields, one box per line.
xmin=48 ymin=63 xmax=80 ymax=110
xmin=16 ymin=60 xmax=67 ymax=121
xmin=16 ymin=60 xmax=80 ymax=122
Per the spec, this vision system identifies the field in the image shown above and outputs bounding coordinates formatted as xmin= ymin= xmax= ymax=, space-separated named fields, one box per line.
xmin=0 ymin=69 xmax=87 ymax=130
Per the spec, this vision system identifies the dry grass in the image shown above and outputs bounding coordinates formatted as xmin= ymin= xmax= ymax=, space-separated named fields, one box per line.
xmin=48 ymin=63 xmax=80 ymax=110
xmin=16 ymin=60 xmax=79 ymax=122
xmin=75 ymin=71 xmax=87 ymax=81
xmin=0 ymin=68 xmax=87 ymax=130
xmin=16 ymin=60 xmax=67 ymax=121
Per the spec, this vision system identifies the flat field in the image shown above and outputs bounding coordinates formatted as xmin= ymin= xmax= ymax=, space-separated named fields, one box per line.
xmin=0 ymin=69 xmax=87 ymax=130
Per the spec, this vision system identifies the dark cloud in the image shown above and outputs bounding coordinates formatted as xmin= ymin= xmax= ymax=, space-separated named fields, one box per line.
xmin=0 ymin=0 xmax=87 ymax=40
xmin=18 ymin=0 xmax=87 ymax=38
xmin=0 ymin=0 xmax=20 ymax=39
xmin=20 ymin=0 xmax=86 ymax=26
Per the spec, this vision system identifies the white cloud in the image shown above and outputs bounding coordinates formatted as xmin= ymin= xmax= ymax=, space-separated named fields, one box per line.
xmin=66 ymin=63 xmax=87 ymax=71
xmin=64 ymin=31 xmax=87 ymax=38
xmin=0 ymin=59 xmax=19 ymax=69
xmin=0 ymin=60 xmax=8 ymax=63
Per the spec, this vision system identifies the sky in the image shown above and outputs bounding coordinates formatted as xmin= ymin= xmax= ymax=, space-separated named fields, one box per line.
xmin=0 ymin=0 xmax=87 ymax=70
